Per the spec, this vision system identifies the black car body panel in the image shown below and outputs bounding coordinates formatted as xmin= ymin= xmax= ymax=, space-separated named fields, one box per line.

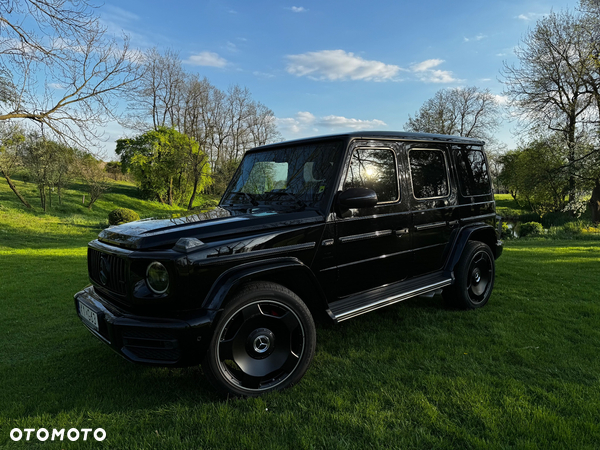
xmin=75 ymin=131 xmax=502 ymax=367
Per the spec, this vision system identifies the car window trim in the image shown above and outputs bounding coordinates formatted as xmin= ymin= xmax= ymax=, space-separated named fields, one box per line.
xmin=408 ymin=147 xmax=451 ymax=201
xmin=343 ymin=146 xmax=401 ymax=205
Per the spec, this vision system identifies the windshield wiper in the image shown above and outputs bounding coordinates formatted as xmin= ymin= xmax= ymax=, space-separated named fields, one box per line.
xmin=228 ymin=191 xmax=259 ymax=206
xmin=266 ymin=191 xmax=307 ymax=208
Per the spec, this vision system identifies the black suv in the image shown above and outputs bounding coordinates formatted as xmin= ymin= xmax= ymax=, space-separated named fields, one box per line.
xmin=75 ymin=131 xmax=502 ymax=396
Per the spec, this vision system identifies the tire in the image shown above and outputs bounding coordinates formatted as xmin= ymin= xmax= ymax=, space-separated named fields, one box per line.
xmin=202 ymin=281 xmax=316 ymax=397
xmin=444 ymin=241 xmax=495 ymax=309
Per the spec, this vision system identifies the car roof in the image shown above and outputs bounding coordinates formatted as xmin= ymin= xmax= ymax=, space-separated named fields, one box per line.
xmin=249 ymin=131 xmax=485 ymax=153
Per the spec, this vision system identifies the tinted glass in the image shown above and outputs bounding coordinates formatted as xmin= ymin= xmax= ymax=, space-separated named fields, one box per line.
xmin=409 ymin=149 xmax=449 ymax=199
xmin=343 ymin=148 xmax=398 ymax=203
xmin=454 ymin=148 xmax=491 ymax=196
xmin=222 ymin=141 xmax=342 ymax=208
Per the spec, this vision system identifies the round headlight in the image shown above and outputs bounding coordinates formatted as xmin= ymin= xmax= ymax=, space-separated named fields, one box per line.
xmin=146 ymin=261 xmax=169 ymax=294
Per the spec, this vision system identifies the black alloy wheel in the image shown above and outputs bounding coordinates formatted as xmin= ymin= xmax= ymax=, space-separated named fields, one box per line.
xmin=202 ymin=282 xmax=316 ymax=397
xmin=444 ymin=241 xmax=495 ymax=309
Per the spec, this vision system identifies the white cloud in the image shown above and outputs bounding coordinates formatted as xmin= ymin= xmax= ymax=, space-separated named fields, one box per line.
xmin=253 ymin=71 xmax=275 ymax=79
xmin=286 ymin=50 xmax=400 ymax=81
xmin=184 ymin=51 xmax=228 ymax=68
xmin=317 ymin=115 xmax=386 ymax=129
xmin=410 ymin=59 xmax=444 ymax=72
xmin=277 ymin=111 xmax=385 ymax=134
xmin=493 ymin=94 xmax=509 ymax=105
xmin=289 ymin=6 xmax=307 ymax=12
xmin=516 ymin=12 xmax=546 ymax=21
xmin=422 ymin=69 xmax=459 ymax=83
xmin=409 ymin=59 xmax=460 ymax=83
xmin=102 ymin=5 xmax=140 ymax=23
xmin=48 ymin=82 xmax=65 ymax=90
xmin=464 ymin=34 xmax=487 ymax=42
xmin=225 ymin=41 xmax=238 ymax=52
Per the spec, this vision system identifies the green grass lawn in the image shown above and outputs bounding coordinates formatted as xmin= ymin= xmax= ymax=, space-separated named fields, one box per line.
xmin=1 ymin=182 xmax=600 ymax=448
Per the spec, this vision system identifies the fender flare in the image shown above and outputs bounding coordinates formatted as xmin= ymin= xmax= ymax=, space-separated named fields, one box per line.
xmin=202 ymin=256 xmax=329 ymax=313
xmin=444 ymin=224 xmax=499 ymax=275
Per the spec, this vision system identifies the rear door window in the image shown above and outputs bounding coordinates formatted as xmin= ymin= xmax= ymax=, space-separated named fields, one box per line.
xmin=454 ymin=148 xmax=491 ymax=196
xmin=409 ymin=149 xmax=449 ymax=199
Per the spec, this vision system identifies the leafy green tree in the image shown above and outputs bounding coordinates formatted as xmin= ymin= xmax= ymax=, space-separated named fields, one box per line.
xmin=76 ymin=152 xmax=108 ymax=210
xmin=502 ymin=8 xmax=600 ymax=216
xmin=499 ymin=139 xmax=573 ymax=217
xmin=0 ymin=123 xmax=31 ymax=208
xmin=116 ymin=127 xmax=210 ymax=208
xmin=20 ymin=138 xmax=76 ymax=210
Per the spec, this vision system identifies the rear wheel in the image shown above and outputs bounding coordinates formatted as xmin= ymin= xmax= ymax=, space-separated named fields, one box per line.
xmin=202 ymin=282 xmax=316 ymax=397
xmin=444 ymin=241 xmax=495 ymax=309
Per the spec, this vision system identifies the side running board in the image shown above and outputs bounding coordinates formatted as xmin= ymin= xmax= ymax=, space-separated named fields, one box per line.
xmin=329 ymin=272 xmax=453 ymax=322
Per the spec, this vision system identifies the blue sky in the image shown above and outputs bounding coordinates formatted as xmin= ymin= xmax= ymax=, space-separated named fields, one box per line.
xmin=97 ymin=0 xmax=576 ymax=159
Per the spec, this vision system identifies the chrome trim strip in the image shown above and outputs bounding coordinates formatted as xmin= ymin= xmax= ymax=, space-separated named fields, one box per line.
xmin=460 ymin=213 xmax=496 ymax=223
xmin=335 ymin=278 xmax=453 ymax=322
xmin=415 ymin=242 xmax=448 ymax=251
xmin=339 ymin=230 xmax=393 ymax=244
xmin=336 ymin=248 xmax=412 ymax=269
xmin=415 ymin=221 xmax=447 ymax=231
xmin=208 ymin=242 xmax=316 ymax=260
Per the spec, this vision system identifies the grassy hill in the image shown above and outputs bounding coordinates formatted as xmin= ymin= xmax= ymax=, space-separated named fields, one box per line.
xmin=1 ymin=178 xmax=600 ymax=448
xmin=0 ymin=175 xmax=218 ymax=250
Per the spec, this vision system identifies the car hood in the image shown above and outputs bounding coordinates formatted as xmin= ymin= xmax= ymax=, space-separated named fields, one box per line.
xmin=98 ymin=207 xmax=325 ymax=250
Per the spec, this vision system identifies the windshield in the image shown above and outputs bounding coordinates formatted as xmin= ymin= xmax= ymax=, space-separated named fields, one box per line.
xmin=221 ymin=140 xmax=343 ymax=210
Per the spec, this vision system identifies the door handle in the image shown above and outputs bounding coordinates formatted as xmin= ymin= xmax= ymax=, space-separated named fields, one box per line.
xmin=394 ymin=228 xmax=409 ymax=236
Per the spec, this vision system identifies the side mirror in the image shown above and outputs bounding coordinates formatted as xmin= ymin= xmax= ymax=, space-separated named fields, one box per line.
xmin=337 ymin=187 xmax=378 ymax=209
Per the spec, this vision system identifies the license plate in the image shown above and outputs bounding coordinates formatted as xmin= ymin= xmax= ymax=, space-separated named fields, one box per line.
xmin=79 ymin=302 xmax=99 ymax=331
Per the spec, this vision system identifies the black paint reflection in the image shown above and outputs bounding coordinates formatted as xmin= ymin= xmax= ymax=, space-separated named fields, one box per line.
xmin=409 ymin=149 xmax=449 ymax=199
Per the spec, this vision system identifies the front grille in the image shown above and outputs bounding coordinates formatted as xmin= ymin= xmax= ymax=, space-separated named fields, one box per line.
xmin=88 ymin=248 xmax=128 ymax=295
xmin=121 ymin=327 xmax=181 ymax=362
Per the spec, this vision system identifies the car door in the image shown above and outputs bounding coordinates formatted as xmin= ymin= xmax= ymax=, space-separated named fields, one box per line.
xmin=406 ymin=144 xmax=457 ymax=276
xmin=334 ymin=141 xmax=413 ymax=298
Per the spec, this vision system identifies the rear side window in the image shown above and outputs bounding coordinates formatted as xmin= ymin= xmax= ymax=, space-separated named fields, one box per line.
xmin=409 ymin=149 xmax=449 ymax=199
xmin=343 ymin=148 xmax=399 ymax=203
xmin=454 ymin=148 xmax=491 ymax=196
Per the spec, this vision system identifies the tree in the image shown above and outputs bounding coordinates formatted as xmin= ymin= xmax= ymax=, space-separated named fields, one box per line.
xmin=116 ymin=127 xmax=211 ymax=207
xmin=501 ymin=9 xmax=600 ymax=213
xmin=405 ymin=86 xmax=501 ymax=141
xmin=76 ymin=152 xmax=108 ymax=210
xmin=125 ymin=48 xmax=280 ymax=195
xmin=19 ymin=137 xmax=76 ymax=210
xmin=0 ymin=0 xmax=142 ymax=145
xmin=0 ymin=123 xmax=31 ymax=208
xmin=499 ymin=138 xmax=572 ymax=217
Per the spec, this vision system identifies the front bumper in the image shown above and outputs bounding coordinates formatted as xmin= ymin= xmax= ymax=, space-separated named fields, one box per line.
xmin=74 ymin=286 xmax=217 ymax=367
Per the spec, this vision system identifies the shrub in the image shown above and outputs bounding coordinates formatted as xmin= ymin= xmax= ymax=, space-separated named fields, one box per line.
xmin=108 ymin=208 xmax=140 ymax=226
xmin=501 ymin=221 xmax=512 ymax=238
xmin=520 ymin=221 xmax=544 ymax=237
xmin=562 ymin=221 xmax=584 ymax=235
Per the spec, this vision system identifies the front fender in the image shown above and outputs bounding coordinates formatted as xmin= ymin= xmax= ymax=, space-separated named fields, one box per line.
xmin=202 ymin=257 xmax=329 ymax=313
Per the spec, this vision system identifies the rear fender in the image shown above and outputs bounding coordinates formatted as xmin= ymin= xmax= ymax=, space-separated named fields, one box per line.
xmin=444 ymin=225 xmax=499 ymax=276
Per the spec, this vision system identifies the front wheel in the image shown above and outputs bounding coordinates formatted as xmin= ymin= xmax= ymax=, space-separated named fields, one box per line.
xmin=202 ymin=282 xmax=316 ymax=397
xmin=444 ymin=241 xmax=495 ymax=309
